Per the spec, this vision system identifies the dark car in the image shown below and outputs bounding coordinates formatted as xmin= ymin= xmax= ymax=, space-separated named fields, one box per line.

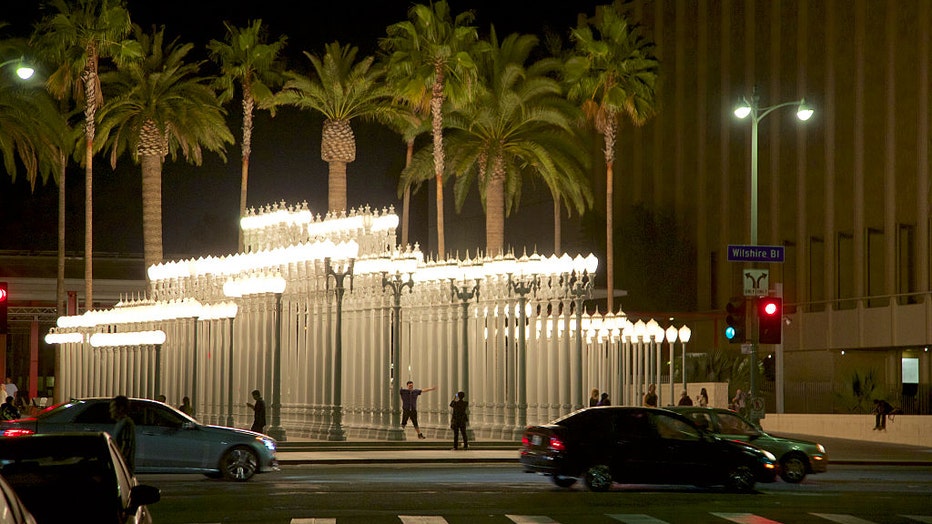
xmin=668 ymin=406 xmax=827 ymax=483
xmin=1 ymin=398 xmax=277 ymax=481
xmin=520 ymin=406 xmax=777 ymax=492
xmin=0 ymin=473 xmax=36 ymax=524
xmin=0 ymin=433 xmax=160 ymax=523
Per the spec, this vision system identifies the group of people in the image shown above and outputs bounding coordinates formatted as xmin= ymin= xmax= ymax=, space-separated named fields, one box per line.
xmin=399 ymin=381 xmax=470 ymax=450
xmin=589 ymin=388 xmax=611 ymax=406
xmin=155 ymin=393 xmax=194 ymax=416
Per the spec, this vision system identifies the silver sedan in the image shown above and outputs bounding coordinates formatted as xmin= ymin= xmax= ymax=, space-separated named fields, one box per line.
xmin=0 ymin=397 xmax=278 ymax=481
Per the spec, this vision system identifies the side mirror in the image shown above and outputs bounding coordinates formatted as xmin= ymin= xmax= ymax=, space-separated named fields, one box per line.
xmin=129 ymin=484 xmax=161 ymax=509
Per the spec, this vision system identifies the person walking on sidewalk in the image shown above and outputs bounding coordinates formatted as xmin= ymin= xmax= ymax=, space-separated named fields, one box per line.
xmin=450 ymin=391 xmax=469 ymax=450
xmin=246 ymin=389 xmax=266 ymax=434
xmin=400 ymin=381 xmax=436 ymax=439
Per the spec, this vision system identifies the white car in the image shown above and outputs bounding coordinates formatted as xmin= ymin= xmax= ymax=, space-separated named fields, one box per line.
xmin=0 ymin=398 xmax=278 ymax=481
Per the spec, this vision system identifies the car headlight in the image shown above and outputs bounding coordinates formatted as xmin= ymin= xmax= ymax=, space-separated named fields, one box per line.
xmin=762 ymin=450 xmax=777 ymax=461
xmin=817 ymin=444 xmax=825 ymax=454
xmin=258 ymin=437 xmax=276 ymax=452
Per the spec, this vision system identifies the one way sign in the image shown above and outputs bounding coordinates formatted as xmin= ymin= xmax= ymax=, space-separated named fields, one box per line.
xmin=744 ymin=269 xmax=769 ymax=297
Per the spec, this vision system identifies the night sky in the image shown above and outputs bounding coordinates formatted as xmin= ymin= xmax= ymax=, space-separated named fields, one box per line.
xmin=0 ymin=1 xmax=604 ymax=260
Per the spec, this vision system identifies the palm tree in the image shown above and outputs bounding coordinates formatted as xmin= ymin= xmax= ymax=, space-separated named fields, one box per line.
xmin=33 ymin=0 xmax=141 ymax=310
xmin=207 ymin=20 xmax=287 ymax=252
xmin=0 ymin=37 xmax=67 ymax=191
xmin=372 ymin=65 xmax=432 ymax=248
xmin=95 ymin=25 xmax=233 ymax=275
xmin=271 ymin=41 xmax=389 ymax=214
xmin=408 ymin=28 xmax=591 ymax=255
xmin=565 ymin=3 xmax=659 ymax=313
xmin=380 ymin=0 xmax=479 ymax=257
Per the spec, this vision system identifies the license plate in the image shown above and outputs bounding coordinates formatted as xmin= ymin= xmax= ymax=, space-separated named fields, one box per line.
xmin=532 ymin=435 xmax=542 ymax=446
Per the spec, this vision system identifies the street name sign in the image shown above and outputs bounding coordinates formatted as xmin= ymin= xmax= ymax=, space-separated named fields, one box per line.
xmin=727 ymin=244 xmax=785 ymax=263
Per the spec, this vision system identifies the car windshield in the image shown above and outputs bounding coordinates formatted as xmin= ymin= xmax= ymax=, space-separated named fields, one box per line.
xmin=718 ymin=411 xmax=759 ymax=435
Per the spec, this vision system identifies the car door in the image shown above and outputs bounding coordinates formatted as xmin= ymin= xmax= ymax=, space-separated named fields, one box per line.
xmin=607 ymin=410 xmax=657 ymax=483
xmin=134 ymin=402 xmax=210 ymax=470
xmin=648 ymin=411 xmax=714 ymax=484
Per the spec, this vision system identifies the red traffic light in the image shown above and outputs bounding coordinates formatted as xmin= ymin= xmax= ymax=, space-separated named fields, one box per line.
xmin=758 ymin=297 xmax=782 ymax=344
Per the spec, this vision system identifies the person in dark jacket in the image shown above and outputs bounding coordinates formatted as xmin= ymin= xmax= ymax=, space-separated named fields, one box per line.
xmin=450 ymin=391 xmax=469 ymax=450
xmin=597 ymin=392 xmax=611 ymax=406
xmin=246 ymin=389 xmax=266 ymax=434
xmin=872 ymin=398 xmax=894 ymax=430
xmin=677 ymin=390 xmax=694 ymax=406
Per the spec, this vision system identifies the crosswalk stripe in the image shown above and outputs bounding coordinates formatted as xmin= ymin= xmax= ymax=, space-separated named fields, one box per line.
xmin=608 ymin=514 xmax=670 ymax=523
xmin=904 ymin=517 xmax=932 ymax=523
xmin=711 ymin=513 xmax=783 ymax=524
xmin=291 ymin=520 xmax=336 ymax=524
xmin=506 ymin=516 xmax=559 ymax=523
xmin=811 ymin=514 xmax=876 ymax=523
xmin=399 ymin=517 xmax=448 ymax=524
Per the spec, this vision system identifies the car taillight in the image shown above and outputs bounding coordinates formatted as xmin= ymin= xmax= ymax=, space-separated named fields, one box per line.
xmin=521 ymin=434 xmax=530 ymax=447
xmin=2 ymin=428 xmax=35 ymax=437
xmin=548 ymin=436 xmax=566 ymax=451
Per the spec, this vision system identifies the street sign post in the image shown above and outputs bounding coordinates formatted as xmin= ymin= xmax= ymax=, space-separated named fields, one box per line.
xmin=727 ymin=244 xmax=785 ymax=263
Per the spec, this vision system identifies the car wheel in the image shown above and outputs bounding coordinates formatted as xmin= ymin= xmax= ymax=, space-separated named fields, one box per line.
xmin=220 ymin=446 xmax=258 ymax=481
xmin=726 ymin=465 xmax=756 ymax=493
xmin=584 ymin=465 xmax=612 ymax=492
xmin=779 ymin=454 xmax=808 ymax=483
xmin=552 ymin=475 xmax=577 ymax=488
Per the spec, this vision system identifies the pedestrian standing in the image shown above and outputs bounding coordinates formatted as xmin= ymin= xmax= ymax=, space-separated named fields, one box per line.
xmin=3 ymin=378 xmax=17 ymax=403
xmin=697 ymin=387 xmax=709 ymax=407
xmin=589 ymin=388 xmax=600 ymax=407
xmin=597 ymin=392 xmax=611 ymax=406
xmin=450 ymin=391 xmax=469 ymax=450
xmin=110 ymin=395 xmax=136 ymax=473
xmin=643 ymin=383 xmax=658 ymax=407
xmin=246 ymin=389 xmax=266 ymax=434
xmin=0 ymin=396 xmax=20 ymax=420
xmin=677 ymin=390 xmax=693 ymax=406
xmin=179 ymin=396 xmax=193 ymax=416
xmin=400 ymin=381 xmax=436 ymax=439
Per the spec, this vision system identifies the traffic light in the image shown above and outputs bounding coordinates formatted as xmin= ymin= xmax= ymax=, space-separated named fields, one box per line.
xmin=758 ymin=296 xmax=783 ymax=344
xmin=0 ymin=282 xmax=7 ymax=333
xmin=725 ymin=296 xmax=746 ymax=343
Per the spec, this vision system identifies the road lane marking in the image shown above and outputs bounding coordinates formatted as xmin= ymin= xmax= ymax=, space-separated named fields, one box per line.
xmin=811 ymin=515 xmax=876 ymax=523
xmin=291 ymin=520 xmax=336 ymax=524
xmin=399 ymin=517 xmax=448 ymax=524
xmin=506 ymin=516 xmax=559 ymax=523
xmin=711 ymin=513 xmax=783 ymax=524
xmin=608 ymin=514 xmax=670 ymax=523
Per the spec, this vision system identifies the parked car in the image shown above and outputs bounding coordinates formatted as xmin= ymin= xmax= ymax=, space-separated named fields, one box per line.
xmin=0 ymin=397 xmax=278 ymax=481
xmin=0 ymin=473 xmax=36 ymax=524
xmin=0 ymin=433 xmax=160 ymax=523
xmin=667 ymin=406 xmax=827 ymax=483
xmin=520 ymin=406 xmax=778 ymax=492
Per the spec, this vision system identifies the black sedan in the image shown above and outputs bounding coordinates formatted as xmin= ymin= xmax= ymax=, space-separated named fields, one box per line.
xmin=520 ymin=406 xmax=778 ymax=492
xmin=0 ymin=433 xmax=160 ymax=523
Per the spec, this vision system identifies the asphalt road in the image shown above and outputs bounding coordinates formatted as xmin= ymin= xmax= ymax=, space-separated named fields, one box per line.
xmin=139 ymin=462 xmax=932 ymax=524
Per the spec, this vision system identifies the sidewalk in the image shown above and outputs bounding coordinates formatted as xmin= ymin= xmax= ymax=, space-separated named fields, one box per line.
xmin=273 ymin=433 xmax=932 ymax=466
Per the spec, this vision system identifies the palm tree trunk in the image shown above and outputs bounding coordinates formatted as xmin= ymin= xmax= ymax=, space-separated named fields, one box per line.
xmin=141 ymin=154 xmax=164 ymax=284
xmin=553 ymin=194 xmax=561 ymax=254
xmin=84 ymin=130 xmax=93 ymax=310
xmin=328 ymin=161 xmax=347 ymax=213
xmin=239 ymin=89 xmax=254 ymax=253
xmin=431 ymin=70 xmax=446 ymax=257
xmin=606 ymin=159 xmax=614 ymax=313
xmin=486 ymin=162 xmax=505 ymax=256
xmin=57 ymin=152 xmax=66 ymax=317
xmin=401 ymin=139 xmax=414 ymax=247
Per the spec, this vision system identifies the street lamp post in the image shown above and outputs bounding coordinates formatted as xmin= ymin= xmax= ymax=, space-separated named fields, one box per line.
xmin=450 ymin=278 xmax=480 ymax=400
xmin=382 ymin=270 xmax=413 ymax=441
xmin=508 ymin=271 xmax=538 ymax=437
xmin=678 ymin=325 xmax=691 ymax=391
xmin=326 ymin=257 xmax=355 ymax=441
xmin=665 ymin=325 xmax=678 ymax=405
xmin=735 ymin=86 xmax=813 ymax=419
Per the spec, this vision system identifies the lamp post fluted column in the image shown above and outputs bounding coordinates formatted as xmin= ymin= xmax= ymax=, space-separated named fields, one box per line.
xmin=326 ymin=257 xmax=355 ymax=441
xmin=450 ymin=279 xmax=480 ymax=400
xmin=267 ymin=292 xmax=286 ymax=441
xmin=508 ymin=273 xmax=537 ymax=437
xmin=382 ymin=271 xmax=413 ymax=441
xmin=568 ymin=271 xmax=592 ymax=411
